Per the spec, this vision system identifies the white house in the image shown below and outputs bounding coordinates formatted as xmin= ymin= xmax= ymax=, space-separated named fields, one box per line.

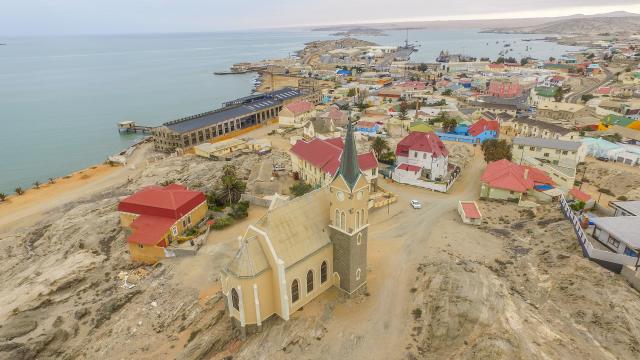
xmin=279 ymin=101 xmax=316 ymax=128
xmin=394 ymin=131 xmax=449 ymax=181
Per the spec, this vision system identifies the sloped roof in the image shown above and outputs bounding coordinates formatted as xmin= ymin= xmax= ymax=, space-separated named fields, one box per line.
xmin=336 ymin=121 xmax=361 ymax=190
xmin=396 ymin=131 xmax=449 ymax=158
xmin=481 ymin=159 xmax=553 ymax=193
xmin=569 ymin=187 xmax=592 ymax=202
xmin=397 ymin=163 xmax=421 ymax=172
xmin=284 ymin=100 xmax=314 ymax=116
xmin=128 ymin=215 xmax=175 ymax=246
xmin=460 ymin=201 xmax=481 ymax=219
xmin=468 ymin=119 xmax=500 ymax=137
xmin=290 ymin=137 xmax=378 ymax=176
xmin=512 ymin=137 xmax=582 ymax=151
xmin=226 ymin=234 xmax=270 ymax=277
xmin=256 ymin=187 xmax=332 ymax=268
xmin=118 ymin=184 xmax=206 ymax=219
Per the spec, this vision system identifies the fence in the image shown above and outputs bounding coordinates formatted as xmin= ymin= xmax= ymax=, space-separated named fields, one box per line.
xmin=240 ymin=193 xmax=272 ymax=208
xmin=559 ymin=195 xmax=637 ymax=272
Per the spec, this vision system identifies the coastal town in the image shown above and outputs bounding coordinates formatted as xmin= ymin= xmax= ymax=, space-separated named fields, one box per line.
xmin=3 ymin=14 xmax=640 ymax=360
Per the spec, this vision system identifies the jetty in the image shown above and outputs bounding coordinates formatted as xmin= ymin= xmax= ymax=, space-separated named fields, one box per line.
xmin=117 ymin=121 xmax=153 ymax=133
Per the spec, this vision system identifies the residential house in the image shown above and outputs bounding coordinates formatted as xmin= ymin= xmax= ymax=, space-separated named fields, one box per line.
xmin=590 ymin=216 xmax=640 ymax=258
xmin=599 ymin=114 xmax=640 ymax=131
xmin=436 ymin=118 xmax=499 ymax=144
xmin=511 ymin=137 xmax=586 ymax=190
xmin=355 ymin=121 xmax=381 ymax=135
xmin=536 ymin=102 xmax=593 ymax=122
xmin=279 ymin=101 xmax=316 ymax=128
xmin=480 ymin=159 xmax=556 ymax=202
xmin=394 ymin=131 xmax=449 ymax=181
xmin=118 ymin=184 xmax=207 ymax=264
xmin=508 ymin=117 xmax=579 ymax=140
xmin=290 ymin=137 xmax=378 ymax=189
xmin=610 ymin=200 xmax=640 ymax=217
xmin=568 ymin=187 xmax=595 ymax=210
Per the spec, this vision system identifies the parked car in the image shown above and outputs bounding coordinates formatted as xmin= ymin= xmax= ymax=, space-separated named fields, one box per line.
xmin=410 ymin=200 xmax=422 ymax=209
xmin=596 ymin=156 xmax=609 ymax=162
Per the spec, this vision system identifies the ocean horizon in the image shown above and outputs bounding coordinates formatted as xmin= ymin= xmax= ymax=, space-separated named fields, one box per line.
xmin=0 ymin=28 xmax=581 ymax=194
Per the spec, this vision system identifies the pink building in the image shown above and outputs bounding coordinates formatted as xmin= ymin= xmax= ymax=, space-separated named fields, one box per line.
xmin=487 ymin=80 xmax=522 ymax=98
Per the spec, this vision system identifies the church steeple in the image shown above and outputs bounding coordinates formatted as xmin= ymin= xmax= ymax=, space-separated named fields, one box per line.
xmin=336 ymin=116 xmax=361 ymax=191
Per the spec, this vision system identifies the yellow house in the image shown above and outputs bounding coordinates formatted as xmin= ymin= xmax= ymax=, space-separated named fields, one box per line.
xmin=221 ymin=121 xmax=370 ymax=334
xmin=118 ymin=184 xmax=207 ymax=264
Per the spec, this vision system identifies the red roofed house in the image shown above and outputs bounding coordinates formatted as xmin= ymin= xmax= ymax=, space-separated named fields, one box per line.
xmin=393 ymin=131 xmax=450 ymax=182
xmin=290 ymin=137 xmax=379 ymax=189
xmin=458 ymin=201 xmax=483 ymax=225
xmin=568 ymin=187 xmax=595 ymax=210
xmin=480 ymin=159 xmax=554 ymax=202
xmin=118 ymin=184 xmax=208 ymax=263
xmin=487 ymin=79 xmax=522 ymax=98
xmin=279 ymin=100 xmax=316 ymax=128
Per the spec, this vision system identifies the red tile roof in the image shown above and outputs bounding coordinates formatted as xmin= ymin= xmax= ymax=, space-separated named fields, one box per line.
xmin=284 ymin=101 xmax=314 ymax=116
xmin=118 ymin=184 xmax=206 ymax=219
xmin=396 ymin=131 xmax=449 ymax=158
xmin=460 ymin=201 xmax=481 ymax=219
xmin=128 ymin=215 xmax=175 ymax=246
xmin=468 ymin=119 xmax=500 ymax=137
xmin=569 ymin=187 xmax=592 ymax=202
xmin=290 ymin=137 xmax=378 ymax=176
xmin=398 ymin=81 xmax=426 ymax=90
xmin=481 ymin=159 xmax=553 ymax=193
xmin=397 ymin=163 xmax=421 ymax=172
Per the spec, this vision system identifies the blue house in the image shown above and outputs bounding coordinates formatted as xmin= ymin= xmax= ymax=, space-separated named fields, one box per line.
xmin=436 ymin=118 xmax=500 ymax=144
xmin=356 ymin=121 xmax=381 ymax=135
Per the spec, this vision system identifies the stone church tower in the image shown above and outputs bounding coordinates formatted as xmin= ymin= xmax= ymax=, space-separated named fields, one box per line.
xmin=329 ymin=119 xmax=369 ymax=294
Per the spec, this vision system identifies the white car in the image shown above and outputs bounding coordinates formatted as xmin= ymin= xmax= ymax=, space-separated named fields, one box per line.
xmin=410 ymin=200 xmax=422 ymax=209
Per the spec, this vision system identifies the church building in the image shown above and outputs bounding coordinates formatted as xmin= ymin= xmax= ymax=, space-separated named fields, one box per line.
xmin=220 ymin=120 xmax=369 ymax=331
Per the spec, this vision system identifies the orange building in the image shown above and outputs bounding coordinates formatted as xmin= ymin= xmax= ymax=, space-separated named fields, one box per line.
xmin=118 ymin=184 xmax=207 ymax=263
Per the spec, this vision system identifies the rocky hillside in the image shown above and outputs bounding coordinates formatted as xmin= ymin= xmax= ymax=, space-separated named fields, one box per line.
xmin=486 ymin=15 xmax=640 ymax=35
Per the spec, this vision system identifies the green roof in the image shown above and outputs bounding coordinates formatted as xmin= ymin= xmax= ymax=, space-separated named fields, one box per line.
xmin=602 ymin=114 xmax=635 ymax=127
xmin=535 ymin=86 xmax=558 ymax=97
xmin=409 ymin=121 xmax=435 ymax=133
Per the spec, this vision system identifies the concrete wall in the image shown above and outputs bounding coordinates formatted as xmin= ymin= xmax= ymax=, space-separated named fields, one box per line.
xmin=621 ymin=265 xmax=640 ymax=291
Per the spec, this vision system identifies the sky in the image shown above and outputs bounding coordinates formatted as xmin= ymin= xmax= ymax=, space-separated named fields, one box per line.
xmin=1 ymin=0 xmax=640 ymax=36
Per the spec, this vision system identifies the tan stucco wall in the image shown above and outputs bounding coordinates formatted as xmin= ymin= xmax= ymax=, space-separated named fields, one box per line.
xmin=482 ymin=186 xmax=521 ymax=201
xmin=226 ymin=269 xmax=275 ymax=326
xmin=329 ymin=175 xmax=370 ymax=233
xmin=128 ymin=242 xmax=166 ymax=264
xmin=286 ymin=245 xmax=334 ymax=313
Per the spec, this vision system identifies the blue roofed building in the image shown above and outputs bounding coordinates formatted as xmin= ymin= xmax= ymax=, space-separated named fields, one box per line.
xmin=152 ymin=88 xmax=310 ymax=151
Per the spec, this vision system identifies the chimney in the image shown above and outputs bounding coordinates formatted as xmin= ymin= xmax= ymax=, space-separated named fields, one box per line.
xmin=523 ymin=168 xmax=529 ymax=180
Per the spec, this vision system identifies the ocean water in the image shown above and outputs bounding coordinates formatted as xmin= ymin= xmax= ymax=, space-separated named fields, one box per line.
xmin=0 ymin=29 xmax=580 ymax=194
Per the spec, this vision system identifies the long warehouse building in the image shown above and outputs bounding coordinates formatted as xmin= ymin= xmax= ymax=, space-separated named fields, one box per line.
xmin=152 ymin=88 xmax=315 ymax=152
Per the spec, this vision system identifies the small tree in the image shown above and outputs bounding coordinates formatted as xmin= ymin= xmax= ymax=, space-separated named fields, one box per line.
xmin=442 ymin=117 xmax=458 ymax=133
xmin=371 ymin=137 xmax=390 ymax=159
xmin=0 ymin=193 xmax=6 ymax=202
xmin=290 ymin=181 xmax=313 ymax=197
xmin=581 ymin=94 xmax=594 ymax=103
xmin=15 ymin=187 xmax=24 ymax=196
xmin=229 ymin=201 xmax=250 ymax=219
xmin=570 ymin=200 xmax=585 ymax=211
xmin=481 ymin=139 xmax=512 ymax=163
xmin=48 ymin=177 xmax=56 ymax=184
xmin=398 ymin=101 xmax=409 ymax=120
xmin=554 ymin=87 xmax=565 ymax=102
xmin=216 ymin=165 xmax=246 ymax=206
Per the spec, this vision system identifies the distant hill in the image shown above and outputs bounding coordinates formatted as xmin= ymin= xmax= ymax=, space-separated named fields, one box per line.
xmin=484 ymin=12 xmax=640 ymax=35
xmin=311 ymin=11 xmax=640 ymax=35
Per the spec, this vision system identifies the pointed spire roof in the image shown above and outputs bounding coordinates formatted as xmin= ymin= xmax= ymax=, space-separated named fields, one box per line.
xmin=336 ymin=115 xmax=361 ymax=190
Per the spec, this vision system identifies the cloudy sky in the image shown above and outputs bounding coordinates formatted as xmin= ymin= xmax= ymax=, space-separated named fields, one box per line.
xmin=2 ymin=0 xmax=640 ymax=36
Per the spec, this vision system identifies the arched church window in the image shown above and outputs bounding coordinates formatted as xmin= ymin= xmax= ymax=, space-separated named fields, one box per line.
xmin=356 ymin=268 xmax=361 ymax=281
xmin=307 ymin=270 xmax=314 ymax=293
xmin=340 ymin=212 xmax=346 ymax=231
xmin=357 ymin=232 xmax=362 ymax=245
xmin=321 ymin=261 xmax=328 ymax=283
xmin=356 ymin=211 xmax=360 ymax=229
xmin=335 ymin=209 xmax=341 ymax=228
xmin=231 ymin=288 xmax=240 ymax=311
xmin=291 ymin=279 xmax=300 ymax=303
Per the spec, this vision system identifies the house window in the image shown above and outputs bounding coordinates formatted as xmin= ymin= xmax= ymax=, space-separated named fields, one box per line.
xmin=291 ymin=279 xmax=300 ymax=303
xmin=544 ymin=153 xmax=549 ymax=157
xmin=306 ymin=270 xmax=314 ymax=293
xmin=607 ymin=236 xmax=620 ymax=249
xmin=530 ymin=146 xmax=536 ymax=151
xmin=138 ymin=244 xmax=144 ymax=249
xmin=321 ymin=261 xmax=328 ymax=283
xmin=518 ymin=145 xmax=524 ymax=149
xmin=562 ymin=150 xmax=568 ymax=155
xmin=231 ymin=288 xmax=240 ymax=311
xmin=187 ymin=215 xmax=192 ymax=225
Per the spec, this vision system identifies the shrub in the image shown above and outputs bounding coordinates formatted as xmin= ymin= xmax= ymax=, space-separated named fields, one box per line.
xmin=617 ymin=195 xmax=628 ymax=201
xmin=210 ymin=216 xmax=234 ymax=230
xmin=229 ymin=201 xmax=250 ymax=219
xmin=598 ymin=188 xmax=614 ymax=196
xmin=570 ymin=201 xmax=585 ymax=211
xmin=0 ymin=193 xmax=6 ymax=202
xmin=290 ymin=181 xmax=313 ymax=197
xmin=15 ymin=187 xmax=24 ymax=196
xmin=411 ymin=308 xmax=422 ymax=320
xmin=33 ymin=181 xmax=40 ymax=189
